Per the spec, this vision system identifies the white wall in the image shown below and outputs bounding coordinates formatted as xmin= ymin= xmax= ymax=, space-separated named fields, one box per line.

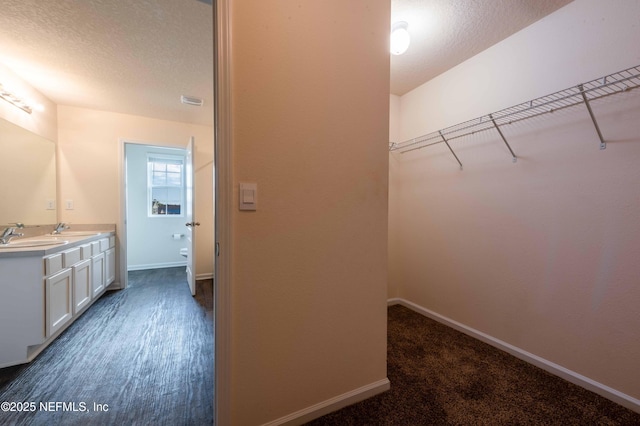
xmin=229 ymin=1 xmax=390 ymax=423
xmin=391 ymin=0 xmax=640 ymax=410
xmin=125 ymin=143 xmax=188 ymax=270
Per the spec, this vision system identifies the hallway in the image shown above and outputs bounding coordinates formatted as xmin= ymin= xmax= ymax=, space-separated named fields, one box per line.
xmin=0 ymin=267 xmax=213 ymax=426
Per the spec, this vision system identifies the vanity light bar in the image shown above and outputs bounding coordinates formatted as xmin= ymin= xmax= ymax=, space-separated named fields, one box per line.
xmin=0 ymin=83 xmax=33 ymax=114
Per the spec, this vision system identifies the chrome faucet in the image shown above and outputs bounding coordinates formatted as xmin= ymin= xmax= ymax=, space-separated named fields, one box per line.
xmin=52 ymin=222 xmax=70 ymax=234
xmin=0 ymin=227 xmax=24 ymax=244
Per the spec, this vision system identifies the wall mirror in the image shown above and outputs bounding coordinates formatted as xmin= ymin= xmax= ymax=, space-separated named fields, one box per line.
xmin=0 ymin=118 xmax=57 ymax=226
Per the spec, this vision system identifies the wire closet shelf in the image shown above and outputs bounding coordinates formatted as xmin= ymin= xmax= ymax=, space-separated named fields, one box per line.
xmin=389 ymin=64 xmax=640 ymax=168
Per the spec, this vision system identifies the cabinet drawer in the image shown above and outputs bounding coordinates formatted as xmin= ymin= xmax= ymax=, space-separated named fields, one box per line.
xmin=109 ymin=236 xmax=115 ymax=249
xmin=91 ymin=241 xmax=101 ymax=256
xmin=62 ymin=247 xmax=81 ymax=268
xmin=44 ymin=254 xmax=63 ymax=276
xmin=80 ymin=244 xmax=92 ymax=260
xmin=99 ymin=238 xmax=110 ymax=253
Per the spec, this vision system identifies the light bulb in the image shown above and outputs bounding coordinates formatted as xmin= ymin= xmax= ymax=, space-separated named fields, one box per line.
xmin=390 ymin=21 xmax=410 ymax=55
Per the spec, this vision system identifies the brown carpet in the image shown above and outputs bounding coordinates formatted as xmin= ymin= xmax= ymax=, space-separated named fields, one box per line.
xmin=308 ymin=304 xmax=640 ymax=425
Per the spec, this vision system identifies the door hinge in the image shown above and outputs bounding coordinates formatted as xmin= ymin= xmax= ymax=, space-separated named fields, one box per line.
xmin=216 ymin=242 xmax=220 ymax=256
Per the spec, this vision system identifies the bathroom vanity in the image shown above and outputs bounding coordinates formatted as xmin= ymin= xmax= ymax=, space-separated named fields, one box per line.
xmin=0 ymin=230 xmax=116 ymax=368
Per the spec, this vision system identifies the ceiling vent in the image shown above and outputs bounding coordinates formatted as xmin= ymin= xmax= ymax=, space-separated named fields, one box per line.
xmin=181 ymin=95 xmax=203 ymax=107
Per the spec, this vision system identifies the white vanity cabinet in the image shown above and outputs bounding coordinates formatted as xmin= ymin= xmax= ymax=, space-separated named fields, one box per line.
xmin=90 ymin=236 xmax=115 ymax=297
xmin=73 ymin=258 xmax=92 ymax=314
xmin=73 ymin=244 xmax=93 ymax=314
xmin=102 ymin=236 xmax=116 ymax=286
xmin=105 ymin=237 xmax=116 ymax=286
xmin=43 ymin=250 xmax=76 ymax=337
xmin=0 ymin=230 xmax=116 ymax=369
xmin=92 ymin=251 xmax=105 ymax=297
xmin=0 ymin=256 xmax=47 ymax=367
xmin=45 ymin=268 xmax=73 ymax=337
xmin=44 ymin=245 xmax=97 ymax=337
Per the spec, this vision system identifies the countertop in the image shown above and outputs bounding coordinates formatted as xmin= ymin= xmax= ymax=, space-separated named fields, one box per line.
xmin=0 ymin=231 xmax=115 ymax=259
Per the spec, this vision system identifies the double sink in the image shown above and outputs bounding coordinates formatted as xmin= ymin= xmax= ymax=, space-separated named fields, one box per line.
xmin=0 ymin=231 xmax=104 ymax=249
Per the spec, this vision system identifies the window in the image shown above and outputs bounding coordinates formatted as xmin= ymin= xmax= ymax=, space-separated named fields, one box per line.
xmin=147 ymin=154 xmax=185 ymax=217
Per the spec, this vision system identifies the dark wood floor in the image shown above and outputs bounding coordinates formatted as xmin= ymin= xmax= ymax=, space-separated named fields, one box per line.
xmin=0 ymin=267 xmax=214 ymax=426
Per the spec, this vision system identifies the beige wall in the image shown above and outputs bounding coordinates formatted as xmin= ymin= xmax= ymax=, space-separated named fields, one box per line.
xmin=390 ymin=0 xmax=640 ymax=409
xmin=388 ymin=95 xmax=401 ymax=299
xmin=57 ymin=105 xmax=214 ymax=280
xmin=229 ymin=0 xmax=390 ymax=424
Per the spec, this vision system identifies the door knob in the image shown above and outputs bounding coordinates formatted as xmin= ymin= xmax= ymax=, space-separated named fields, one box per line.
xmin=185 ymin=222 xmax=200 ymax=227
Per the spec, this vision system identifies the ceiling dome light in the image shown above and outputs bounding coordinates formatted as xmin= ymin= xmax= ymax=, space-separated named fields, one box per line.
xmin=390 ymin=21 xmax=410 ymax=55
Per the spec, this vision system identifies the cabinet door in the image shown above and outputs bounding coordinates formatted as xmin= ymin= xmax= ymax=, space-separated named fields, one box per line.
xmin=92 ymin=253 xmax=105 ymax=298
xmin=45 ymin=268 xmax=73 ymax=338
xmin=73 ymin=258 xmax=92 ymax=314
xmin=105 ymin=248 xmax=115 ymax=286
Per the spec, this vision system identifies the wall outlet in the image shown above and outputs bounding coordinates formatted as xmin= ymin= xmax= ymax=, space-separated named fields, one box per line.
xmin=46 ymin=200 xmax=56 ymax=210
xmin=65 ymin=199 xmax=74 ymax=210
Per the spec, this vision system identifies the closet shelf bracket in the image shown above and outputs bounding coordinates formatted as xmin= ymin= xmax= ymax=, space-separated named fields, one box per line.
xmin=439 ymin=131 xmax=463 ymax=170
xmin=389 ymin=64 xmax=640 ymax=166
xmin=578 ymin=84 xmax=606 ymax=150
xmin=489 ymin=114 xmax=517 ymax=163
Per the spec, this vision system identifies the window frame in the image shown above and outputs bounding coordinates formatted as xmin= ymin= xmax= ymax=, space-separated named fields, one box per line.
xmin=147 ymin=153 xmax=186 ymax=218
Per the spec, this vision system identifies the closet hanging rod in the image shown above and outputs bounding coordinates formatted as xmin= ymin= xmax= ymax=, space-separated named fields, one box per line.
xmin=390 ymin=64 xmax=640 ymax=155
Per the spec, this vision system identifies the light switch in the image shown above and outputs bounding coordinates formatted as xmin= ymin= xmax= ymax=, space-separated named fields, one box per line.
xmin=242 ymin=188 xmax=255 ymax=204
xmin=239 ymin=183 xmax=257 ymax=211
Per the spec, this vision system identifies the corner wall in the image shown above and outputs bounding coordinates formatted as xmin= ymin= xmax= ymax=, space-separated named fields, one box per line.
xmin=229 ymin=1 xmax=390 ymax=423
xmin=390 ymin=0 xmax=640 ymax=409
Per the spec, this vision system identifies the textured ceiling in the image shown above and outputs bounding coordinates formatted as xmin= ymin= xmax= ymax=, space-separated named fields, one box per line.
xmin=0 ymin=0 xmax=213 ymax=126
xmin=390 ymin=0 xmax=573 ymax=95
xmin=0 ymin=1 xmax=573 ymax=126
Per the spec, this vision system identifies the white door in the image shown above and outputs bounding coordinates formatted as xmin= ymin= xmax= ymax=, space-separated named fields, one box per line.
xmin=185 ymin=136 xmax=198 ymax=296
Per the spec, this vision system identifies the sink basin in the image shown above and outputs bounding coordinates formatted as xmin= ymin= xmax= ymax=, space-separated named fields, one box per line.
xmin=48 ymin=231 xmax=101 ymax=237
xmin=0 ymin=239 xmax=69 ymax=248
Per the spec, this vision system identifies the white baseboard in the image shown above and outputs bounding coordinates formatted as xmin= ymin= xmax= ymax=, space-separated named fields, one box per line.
xmin=388 ymin=298 xmax=640 ymax=414
xmin=125 ymin=265 xmax=212 ymax=280
xmin=261 ymin=378 xmax=390 ymax=426
xmin=127 ymin=261 xmax=187 ymax=271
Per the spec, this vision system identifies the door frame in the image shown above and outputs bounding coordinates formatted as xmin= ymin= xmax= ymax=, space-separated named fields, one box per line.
xmin=118 ymin=139 xmax=189 ymax=290
xmin=214 ymin=0 xmax=231 ymax=423
xmin=185 ymin=137 xmax=197 ymax=296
